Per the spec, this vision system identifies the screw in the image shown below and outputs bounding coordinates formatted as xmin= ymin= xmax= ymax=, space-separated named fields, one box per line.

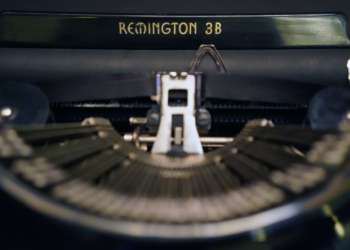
xmin=347 ymin=59 xmax=350 ymax=83
xmin=196 ymin=108 xmax=212 ymax=133
xmin=169 ymin=72 xmax=178 ymax=78
xmin=1 ymin=107 xmax=13 ymax=118
xmin=180 ymin=72 xmax=188 ymax=78
xmin=0 ymin=107 xmax=16 ymax=122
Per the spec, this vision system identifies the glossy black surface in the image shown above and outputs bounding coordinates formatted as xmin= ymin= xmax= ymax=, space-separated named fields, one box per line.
xmin=0 ymin=0 xmax=349 ymax=18
xmin=0 ymin=14 xmax=349 ymax=49
xmin=1 ymin=156 xmax=350 ymax=250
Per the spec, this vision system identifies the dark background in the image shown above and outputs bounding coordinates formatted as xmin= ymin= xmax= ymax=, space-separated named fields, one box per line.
xmin=1 ymin=0 xmax=349 ymax=36
xmin=0 ymin=1 xmax=350 ymax=249
xmin=0 ymin=0 xmax=349 ymax=16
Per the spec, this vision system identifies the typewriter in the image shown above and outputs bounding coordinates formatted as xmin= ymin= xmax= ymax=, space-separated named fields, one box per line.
xmin=1 ymin=0 xmax=350 ymax=249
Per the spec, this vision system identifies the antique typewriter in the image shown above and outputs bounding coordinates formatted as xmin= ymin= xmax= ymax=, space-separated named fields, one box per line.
xmin=1 ymin=0 xmax=350 ymax=249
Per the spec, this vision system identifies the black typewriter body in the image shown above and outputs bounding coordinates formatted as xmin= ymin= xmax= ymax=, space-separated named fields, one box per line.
xmin=1 ymin=1 xmax=350 ymax=250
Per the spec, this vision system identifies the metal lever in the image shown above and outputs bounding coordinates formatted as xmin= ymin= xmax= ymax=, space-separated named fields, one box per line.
xmin=189 ymin=44 xmax=227 ymax=73
xmin=151 ymin=72 xmax=203 ymax=154
xmin=347 ymin=59 xmax=350 ymax=83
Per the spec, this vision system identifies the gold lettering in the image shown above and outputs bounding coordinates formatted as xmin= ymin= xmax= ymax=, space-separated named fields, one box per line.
xmin=152 ymin=22 xmax=160 ymax=35
xmin=117 ymin=21 xmax=203 ymax=36
xmin=127 ymin=22 xmax=135 ymax=35
xmin=161 ymin=22 xmax=171 ymax=35
xmin=189 ymin=22 xmax=197 ymax=35
xmin=147 ymin=22 xmax=152 ymax=34
xmin=205 ymin=22 xmax=213 ymax=35
xmin=178 ymin=22 xmax=188 ymax=35
xmin=205 ymin=22 xmax=222 ymax=35
xmin=171 ymin=22 xmax=178 ymax=35
xmin=135 ymin=22 xmax=147 ymax=35
xmin=118 ymin=22 xmax=127 ymax=35
xmin=214 ymin=22 xmax=222 ymax=35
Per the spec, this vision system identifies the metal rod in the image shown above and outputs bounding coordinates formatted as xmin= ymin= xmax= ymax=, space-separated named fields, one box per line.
xmin=347 ymin=59 xmax=350 ymax=83
xmin=123 ymin=133 xmax=234 ymax=146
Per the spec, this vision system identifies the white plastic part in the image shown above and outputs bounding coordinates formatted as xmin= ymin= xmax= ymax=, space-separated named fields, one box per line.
xmin=151 ymin=73 xmax=203 ymax=154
